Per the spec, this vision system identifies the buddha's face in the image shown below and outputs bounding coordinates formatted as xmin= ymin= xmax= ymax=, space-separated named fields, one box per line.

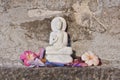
xmin=51 ymin=17 xmax=65 ymax=31
xmin=55 ymin=19 xmax=62 ymax=30
xmin=54 ymin=19 xmax=62 ymax=31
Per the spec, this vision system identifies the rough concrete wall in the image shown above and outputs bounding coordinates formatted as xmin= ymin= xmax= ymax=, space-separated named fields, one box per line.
xmin=0 ymin=0 xmax=120 ymax=66
xmin=0 ymin=67 xmax=120 ymax=80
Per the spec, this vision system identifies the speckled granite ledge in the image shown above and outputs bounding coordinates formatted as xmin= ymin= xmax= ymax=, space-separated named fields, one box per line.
xmin=0 ymin=66 xmax=120 ymax=80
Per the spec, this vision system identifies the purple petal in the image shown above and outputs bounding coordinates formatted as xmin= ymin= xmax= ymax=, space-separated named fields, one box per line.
xmin=39 ymin=48 xmax=45 ymax=59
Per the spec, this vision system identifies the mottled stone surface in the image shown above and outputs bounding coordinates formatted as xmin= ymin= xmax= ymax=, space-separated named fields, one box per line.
xmin=0 ymin=0 xmax=120 ymax=67
xmin=0 ymin=66 xmax=120 ymax=80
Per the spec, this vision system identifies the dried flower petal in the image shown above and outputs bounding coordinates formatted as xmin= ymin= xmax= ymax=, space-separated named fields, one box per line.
xmin=81 ymin=51 xmax=99 ymax=66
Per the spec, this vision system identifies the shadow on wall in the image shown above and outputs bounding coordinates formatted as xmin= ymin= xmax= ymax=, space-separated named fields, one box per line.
xmin=20 ymin=18 xmax=52 ymax=42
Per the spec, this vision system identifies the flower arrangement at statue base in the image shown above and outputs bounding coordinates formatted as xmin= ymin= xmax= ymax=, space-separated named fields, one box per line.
xmin=20 ymin=48 xmax=100 ymax=67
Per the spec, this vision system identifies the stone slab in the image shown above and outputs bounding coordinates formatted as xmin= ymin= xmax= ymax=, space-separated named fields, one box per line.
xmin=0 ymin=66 xmax=119 ymax=80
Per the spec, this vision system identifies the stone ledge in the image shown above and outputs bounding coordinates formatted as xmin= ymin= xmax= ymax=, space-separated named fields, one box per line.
xmin=0 ymin=66 xmax=120 ymax=80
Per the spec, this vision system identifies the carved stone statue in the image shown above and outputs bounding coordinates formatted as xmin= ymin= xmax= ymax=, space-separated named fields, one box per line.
xmin=46 ymin=17 xmax=73 ymax=63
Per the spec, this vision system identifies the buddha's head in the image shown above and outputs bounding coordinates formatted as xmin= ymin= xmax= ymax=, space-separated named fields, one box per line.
xmin=55 ymin=19 xmax=62 ymax=30
xmin=51 ymin=17 xmax=66 ymax=31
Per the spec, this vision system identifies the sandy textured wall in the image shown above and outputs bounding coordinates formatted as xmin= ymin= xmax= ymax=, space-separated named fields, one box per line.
xmin=0 ymin=0 xmax=120 ymax=66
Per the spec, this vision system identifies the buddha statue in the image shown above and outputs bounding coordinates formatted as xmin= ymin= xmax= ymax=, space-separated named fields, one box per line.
xmin=46 ymin=17 xmax=73 ymax=63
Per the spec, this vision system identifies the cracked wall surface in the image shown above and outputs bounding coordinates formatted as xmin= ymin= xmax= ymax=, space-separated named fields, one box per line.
xmin=0 ymin=0 xmax=120 ymax=66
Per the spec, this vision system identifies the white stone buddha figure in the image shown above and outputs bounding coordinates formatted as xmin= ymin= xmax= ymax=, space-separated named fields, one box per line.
xmin=46 ymin=17 xmax=73 ymax=63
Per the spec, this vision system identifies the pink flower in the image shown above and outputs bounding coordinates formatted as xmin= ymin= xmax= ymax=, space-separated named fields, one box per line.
xmin=81 ymin=51 xmax=99 ymax=66
xmin=20 ymin=48 xmax=46 ymax=67
xmin=20 ymin=51 xmax=37 ymax=66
